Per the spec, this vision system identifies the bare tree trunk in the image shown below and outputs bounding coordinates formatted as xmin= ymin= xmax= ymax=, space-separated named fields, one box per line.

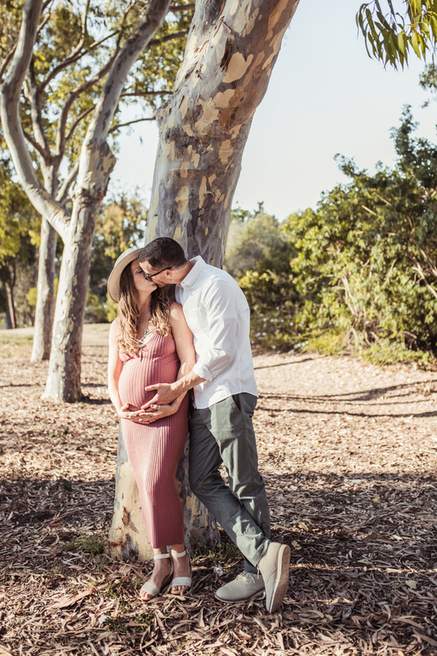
xmin=109 ymin=425 xmax=154 ymax=561
xmin=147 ymin=0 xmax=300 ymax=265
xmin=109 ymin=427 xmax=220 ymax=561
xmin=31 ymin=218 xmax=56 ymax=361
xmin=43 ymin=183 xmax=111 ymax=401
xmin=5 ymin=271 xmax=17 ymax=330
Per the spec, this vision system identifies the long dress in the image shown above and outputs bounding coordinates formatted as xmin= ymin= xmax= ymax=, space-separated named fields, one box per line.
xmin=118 ymin=330 xmax=189 ymax=547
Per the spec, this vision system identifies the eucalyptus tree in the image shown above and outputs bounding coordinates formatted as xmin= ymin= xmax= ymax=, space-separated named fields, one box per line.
xmin=146 ymin=0 xmax=301 ymax=266
xmin=0 ymin=0 xmax=192 ymax=399
xmin=357 ymin=0 xmax=437 ymax=67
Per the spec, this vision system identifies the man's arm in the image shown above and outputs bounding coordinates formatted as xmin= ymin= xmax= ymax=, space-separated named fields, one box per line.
xmin=143 ymin=278 xmax=241 ymax=407
xmin=143 ymin=369 xmax=205 ymax=407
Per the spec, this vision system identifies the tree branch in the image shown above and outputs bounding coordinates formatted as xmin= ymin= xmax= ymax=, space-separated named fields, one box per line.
xmin=148 ymin=29 xmax=189 ymax=48
xmin=0 ymin=48 xmax=17 ymax=85
xmin=81 ymin=0 xmax=172 ymax=147
xmin=55 ymin=57 xmax=115 ymax=157
xmin=23 ymin=128 xmax=50 ymax=159
xmin=64 ymin=106 xmax=95 ymax=145
xmin=0 ymin=0 xmax=70 ymax=242
xmin=170 ymin=4 xmax=195 ymax=12
xmin=26 ymin=63 xmax=52 ymax=160
xmin=412 ymin=260 xmax=437 ymax=300
xmin=109 ymin=116 xmax=155 ymax=133
xmin=120 ymin=90 xmax=171 ymax=98
xmin=0 ymin=0 xmax=52 ymax=84
xmin=56 ymin=161 xmax=79 ymax=205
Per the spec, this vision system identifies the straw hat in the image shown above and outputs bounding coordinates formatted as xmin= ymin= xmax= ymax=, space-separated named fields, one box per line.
xmin=107 ymin=247 xmax=143 ymax=303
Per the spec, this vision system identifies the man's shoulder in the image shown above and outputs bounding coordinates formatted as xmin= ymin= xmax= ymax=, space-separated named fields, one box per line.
xmin=201 ymin=264 xmax=237 ymax=287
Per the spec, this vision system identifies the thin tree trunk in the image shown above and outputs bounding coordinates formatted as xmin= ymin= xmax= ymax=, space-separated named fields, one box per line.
xmin=31 ymin=218 xmax=56 ymax=361
xmin=43 ymin=191 xmax=109 ymax=402
xmin=5 ymin=283 xmax=17 ymax=329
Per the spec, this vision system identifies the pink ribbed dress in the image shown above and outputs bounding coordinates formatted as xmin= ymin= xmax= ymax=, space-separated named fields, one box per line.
xmin=118 ymin=331 xmax=189 ymax=548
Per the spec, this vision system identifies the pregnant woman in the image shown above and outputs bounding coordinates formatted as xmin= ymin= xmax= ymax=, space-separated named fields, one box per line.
xmin=107 ymin=247 xmax=195 ymax=600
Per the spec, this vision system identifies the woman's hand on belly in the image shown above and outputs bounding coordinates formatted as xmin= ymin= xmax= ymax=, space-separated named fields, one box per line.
xmin=135 ymin=403 xmax=177 ymax=424
xmin=119 ymin=402 xmax=150 ymax=423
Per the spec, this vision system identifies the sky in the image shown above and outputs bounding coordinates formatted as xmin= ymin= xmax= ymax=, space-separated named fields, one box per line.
xmin=111 ymin=0 xmax=437 ymax=222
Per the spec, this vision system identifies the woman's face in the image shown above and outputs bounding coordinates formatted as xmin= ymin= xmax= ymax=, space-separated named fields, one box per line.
xmin=130 ymin=259 xmax=157 ymax=294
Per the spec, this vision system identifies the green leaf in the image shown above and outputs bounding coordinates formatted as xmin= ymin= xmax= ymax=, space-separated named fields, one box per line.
xmin=410 ymin=29 xmax=422 ymax=56
xmin=398 ymin=30 xmax=407 ymax=53
xmin=429 ymin=14 xmax=437 ymax=39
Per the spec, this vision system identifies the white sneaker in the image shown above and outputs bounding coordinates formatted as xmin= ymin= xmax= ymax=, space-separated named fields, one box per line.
xmin=258 ymin=542 xmax=290 ymax=613
xmin=215 ymin=571 xmax=265 ymax=603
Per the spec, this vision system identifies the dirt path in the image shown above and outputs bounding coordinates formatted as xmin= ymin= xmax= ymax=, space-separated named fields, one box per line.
xmin=1 ymin=327 xmax=437 ymax=655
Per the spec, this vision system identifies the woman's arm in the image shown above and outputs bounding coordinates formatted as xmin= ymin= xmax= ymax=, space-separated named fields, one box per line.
xmin=108 ymin=319 xmax=124 ymax=414
xmin=170 ymin=302 xmax=196 ymax=380
xmin=108 ymin=320 xmax=144 ymax=423
xmin=166 ymin=301 xmax=196 ymax=412
xmin=138 ymin=303 xmax=195 ymax=421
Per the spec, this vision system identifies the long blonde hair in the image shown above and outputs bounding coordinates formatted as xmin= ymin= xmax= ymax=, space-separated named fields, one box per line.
xmin=117 ymin=263 xmax=170 ymax=356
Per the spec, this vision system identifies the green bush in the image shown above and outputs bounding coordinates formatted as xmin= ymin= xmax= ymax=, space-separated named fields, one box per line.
xmin=231 ymin=108 xmax=437 ymax=364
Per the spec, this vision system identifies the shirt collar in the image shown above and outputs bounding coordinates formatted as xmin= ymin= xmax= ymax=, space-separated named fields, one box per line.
xmin=180 ymin=255 xmax=205 ymax=289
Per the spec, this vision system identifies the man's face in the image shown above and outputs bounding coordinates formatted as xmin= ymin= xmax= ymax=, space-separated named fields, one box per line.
xmin=139 ymin=260 xmax=172 ymax=287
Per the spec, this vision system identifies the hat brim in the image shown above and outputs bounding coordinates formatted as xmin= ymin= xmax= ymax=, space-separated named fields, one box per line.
xmin=107 ymin=247 xmax=144 ymax=303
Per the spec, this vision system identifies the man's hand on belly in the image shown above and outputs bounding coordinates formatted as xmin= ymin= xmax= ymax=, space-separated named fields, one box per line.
xmin=136 ymin=403 xmax=176 ymax=423
xmin=142 ymin=382 xmax=179 ymax=407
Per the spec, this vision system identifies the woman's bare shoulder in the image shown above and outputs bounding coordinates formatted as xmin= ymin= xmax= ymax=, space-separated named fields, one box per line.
xmin=109 ymin=317 xmax=121 ymax=337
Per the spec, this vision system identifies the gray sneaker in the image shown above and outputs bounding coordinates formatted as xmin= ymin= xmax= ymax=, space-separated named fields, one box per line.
xmin=215 ymin=571 xmax=265 ymax=603
xmin=258 ymin=542 xmax=291 ymax=613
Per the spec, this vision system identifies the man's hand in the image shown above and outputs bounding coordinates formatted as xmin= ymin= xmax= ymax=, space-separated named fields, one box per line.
xmin=142 ymin=383 xmax=179 ymax=408
xmin=136 ymin=403 xmax=176 ymax=423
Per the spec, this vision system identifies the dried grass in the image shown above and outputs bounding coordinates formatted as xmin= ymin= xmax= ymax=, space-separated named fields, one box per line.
xmin=1 ymin=329 xmax=437 ymax=655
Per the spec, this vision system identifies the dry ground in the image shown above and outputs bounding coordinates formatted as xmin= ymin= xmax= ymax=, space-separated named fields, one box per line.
xmin=1 ymin=325 xmax=437 ymax=656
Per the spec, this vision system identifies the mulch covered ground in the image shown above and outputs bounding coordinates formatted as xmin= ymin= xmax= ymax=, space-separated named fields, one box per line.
xmin=1 ymin=326 xmax=437 ymax=656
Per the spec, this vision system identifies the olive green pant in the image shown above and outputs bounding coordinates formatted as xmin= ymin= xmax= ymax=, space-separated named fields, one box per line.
xmin=188 ymin=393 xmax=271 ymax=572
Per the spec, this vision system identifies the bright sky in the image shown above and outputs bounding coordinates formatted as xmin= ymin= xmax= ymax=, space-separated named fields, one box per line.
xmin=112 ymin=0 xmax=437 ymax=222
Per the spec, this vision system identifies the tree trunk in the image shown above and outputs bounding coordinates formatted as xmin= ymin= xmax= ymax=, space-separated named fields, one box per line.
xmin=43 ymin=188 xmax=110 ymax=402
xmin=5 ymin=269 xmax=17 ymax=330
xmin=108 ymin=425 xmax=154 ymax=561
xmin=31 ymin=218 xmax=56 ymax=361
xmin=137 ymin=0 xmax=300 ymax=561
xmin=147 ymin=0 xmax=300 ymax=265
xmin=108 ymin=425 xmax=220 ymax=561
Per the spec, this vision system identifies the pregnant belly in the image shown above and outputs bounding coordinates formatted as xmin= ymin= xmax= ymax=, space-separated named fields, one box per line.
xmin=118 ymin=356 xmax=178 ymax=410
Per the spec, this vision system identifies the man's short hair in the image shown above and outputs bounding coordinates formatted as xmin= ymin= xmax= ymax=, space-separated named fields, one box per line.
xmin=139 ymin=237 xmax=187 ymax=270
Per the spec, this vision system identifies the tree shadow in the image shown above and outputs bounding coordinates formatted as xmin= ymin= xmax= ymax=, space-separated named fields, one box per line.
xmin=254 ymin=357 xmax=314 ymax=370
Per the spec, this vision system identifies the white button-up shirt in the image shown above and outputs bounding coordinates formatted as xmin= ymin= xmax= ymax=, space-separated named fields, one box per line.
xmin=175 ymin=256 xmax=258 ymax=409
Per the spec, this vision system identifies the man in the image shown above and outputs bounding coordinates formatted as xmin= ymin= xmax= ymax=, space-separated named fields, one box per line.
xmin=138 ymin=237 xmax=290 ymax=613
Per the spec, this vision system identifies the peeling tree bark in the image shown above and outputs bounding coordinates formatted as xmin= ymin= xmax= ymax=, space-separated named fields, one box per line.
xmin=147 ymin=0 xmax=300 ymax=265
xmin=30 ymin=219 xmax=56 ymax=361
xmin=137 ymin=0 xmax=300 ymax=561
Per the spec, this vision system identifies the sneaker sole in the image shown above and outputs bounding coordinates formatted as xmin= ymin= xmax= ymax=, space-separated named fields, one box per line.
xmin=266 ymin=544 xmax=291 ymax=613
xmin=214 ymin=589 xmax=265 ymax=604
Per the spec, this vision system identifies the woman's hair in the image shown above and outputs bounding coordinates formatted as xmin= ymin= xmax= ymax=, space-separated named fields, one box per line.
xmin=117 ymin=262 xmax=170 ymax=356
